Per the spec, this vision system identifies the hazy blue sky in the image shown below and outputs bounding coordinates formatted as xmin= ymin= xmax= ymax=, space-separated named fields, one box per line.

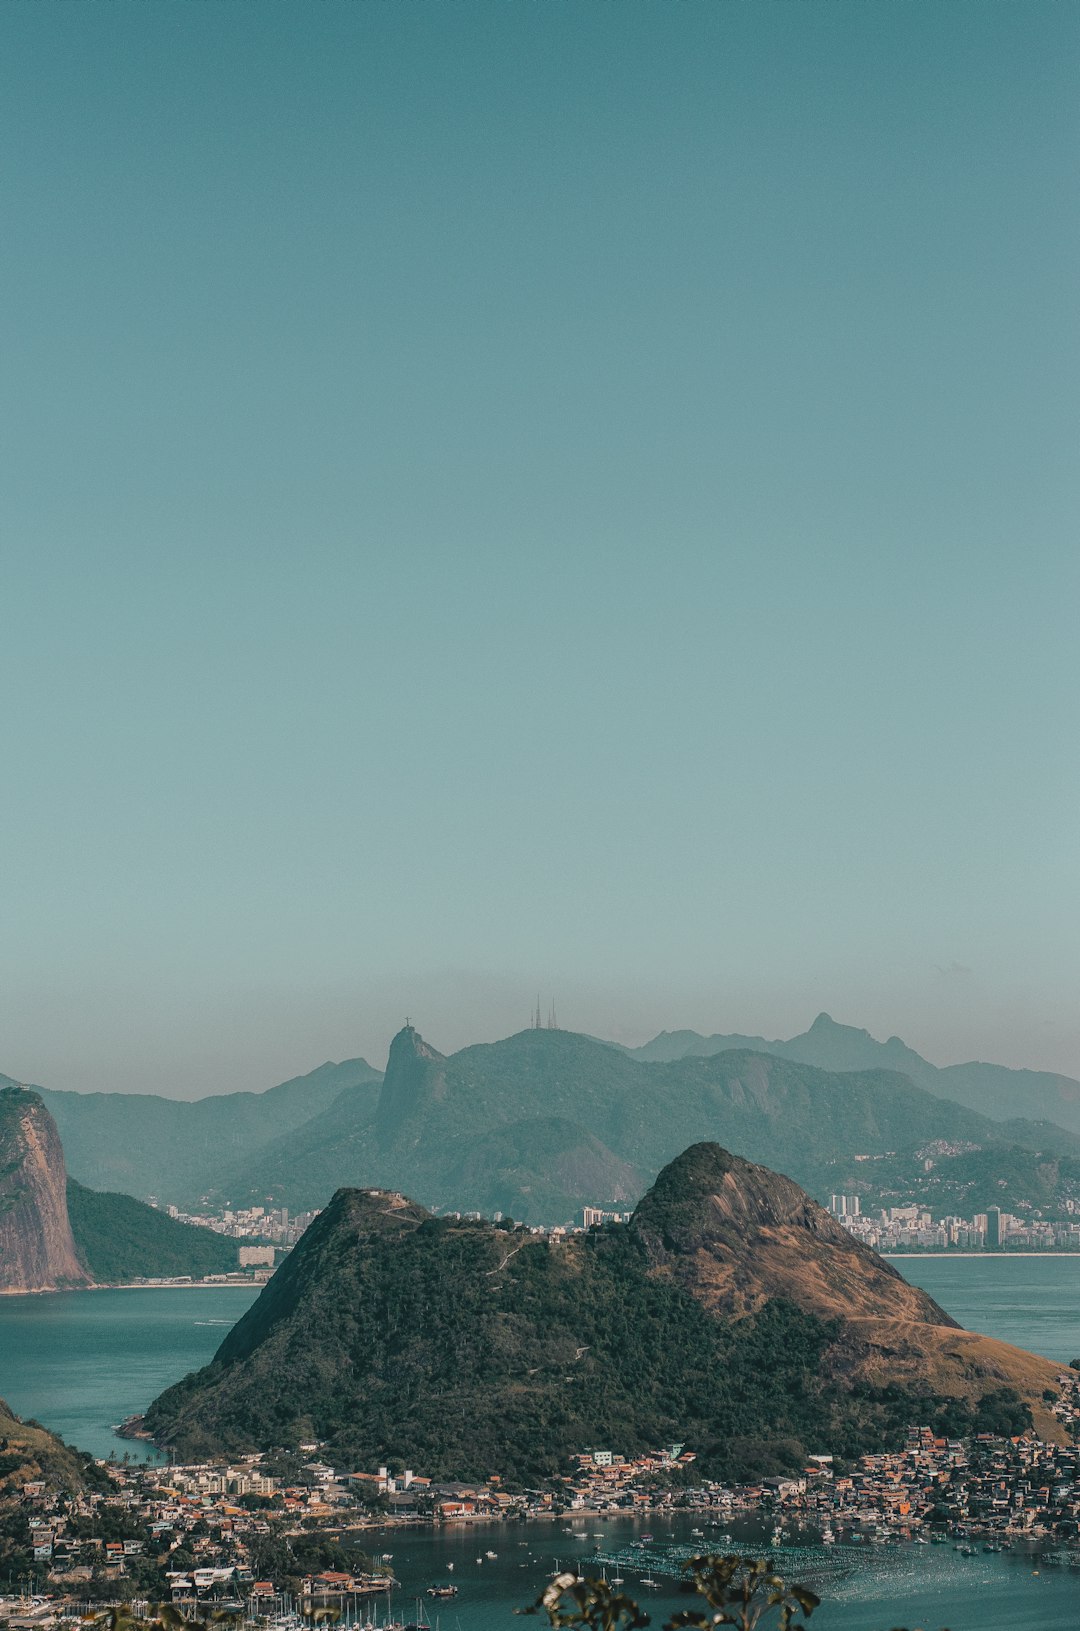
xmin=1 ymin=2 xmax=1077 ymax=1096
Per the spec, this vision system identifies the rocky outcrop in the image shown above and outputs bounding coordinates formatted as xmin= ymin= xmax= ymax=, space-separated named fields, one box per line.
xmin=0 ymin=1087 xmax=90 ymax=1292
xmin=631 ymin=1142 xmax=957 ymax=1324
xmin=374 ymin=1023 xmax=447 ymax=1147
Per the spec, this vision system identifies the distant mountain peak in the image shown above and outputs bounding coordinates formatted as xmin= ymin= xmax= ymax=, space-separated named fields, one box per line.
xmin=808 ymin=1012 xmax=868 ymax=1038
xmin=376 ymin=1023 xmax=447 ymax=1145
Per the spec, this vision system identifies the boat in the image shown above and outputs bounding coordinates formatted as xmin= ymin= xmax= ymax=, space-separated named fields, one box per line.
xmin=427 ymin=1587 xmax=458 ymax=1599
xmin=639 ymin=1578 xmax=659 ymax=1590
xmin=485 ymin=1551 xmax=497 ymax=1560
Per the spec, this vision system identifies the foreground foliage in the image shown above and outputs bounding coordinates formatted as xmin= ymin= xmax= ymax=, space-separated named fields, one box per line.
xmin=524 ymin=1554 xmax=943 ymax=1631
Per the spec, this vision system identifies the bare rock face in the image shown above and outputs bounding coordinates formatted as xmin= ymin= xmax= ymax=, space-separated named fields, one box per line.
xmin=374 ymin=1023 xmax=448 ymax=1147
xmin=0 ymin=1086 xmax=90 ymax=1292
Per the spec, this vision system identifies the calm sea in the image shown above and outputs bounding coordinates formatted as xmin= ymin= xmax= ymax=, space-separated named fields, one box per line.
xmin=0 ymin=1285 xmax=259 ymax=1461
xmin=1 ymin=1259 xmax=1079 ymax=1629
xmin=888 ymin=1253 xmax=1080 ymax=1363
xmin=369 ymin=1513 xmax=1078 ymax=1631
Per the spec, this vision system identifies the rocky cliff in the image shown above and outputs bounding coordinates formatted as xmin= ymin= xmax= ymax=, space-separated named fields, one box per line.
xmin=0 ymin=1086 xmax=90 ymax=1292
xmin=374 ymin=1022 xmax=448 ymax=1146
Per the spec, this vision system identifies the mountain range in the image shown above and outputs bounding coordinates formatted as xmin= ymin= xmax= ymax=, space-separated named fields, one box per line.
xmin=628 ymin=1013 xmax=1080 ymax=1136
xmin=29 ymin=1058 xmax=381 ymax=1207
xmin=142 ymin=1143 xmax=1065 ymax=1480
xmin=6 ymin=1015 xmax=1080 ymax=1224
xmin=221 ymin=1023 xmax=1080 ymax=1223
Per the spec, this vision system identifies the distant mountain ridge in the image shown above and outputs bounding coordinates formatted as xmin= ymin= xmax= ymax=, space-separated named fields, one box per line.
xmin=142 ymin=1144 xmax=1065 ymax=1478
xmin=36 ymin=1057 xmax=382 ymax=1206
xmin=629 ymin=1013 xmax=1080 ymax=1135
xmin=227 ymin=1023 xmax=1080 ymax=1223
xmin=8 ymin=1015 xmax=1080 ymax=1223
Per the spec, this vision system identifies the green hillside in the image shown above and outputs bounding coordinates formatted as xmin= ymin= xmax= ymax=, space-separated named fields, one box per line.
xmin=67 ymin=1179 xmax=241 ymax=1281
xmin=144 ymin=1148 xmax=1048 ymax=1481
xmin=824 ymin=1144 xmax=1080 ymax=1219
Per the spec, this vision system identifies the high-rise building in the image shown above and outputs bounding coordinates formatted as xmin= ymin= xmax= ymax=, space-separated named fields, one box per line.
xmin=986 ymin=1206 xmax=1002 ymax=1248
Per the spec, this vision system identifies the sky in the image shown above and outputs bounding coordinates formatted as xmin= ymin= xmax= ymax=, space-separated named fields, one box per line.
xmin=1 ymin=1 xmax=1077 ymax=1097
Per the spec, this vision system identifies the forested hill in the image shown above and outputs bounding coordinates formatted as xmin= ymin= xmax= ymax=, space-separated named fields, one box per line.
xmin=227 ymin=1023 xmax=1080 ymax=1221
xmin=66 ymin=1180 xmax=241 ymax=1282
xmin=144 ymin=1145 xmax=1063 ymax=1480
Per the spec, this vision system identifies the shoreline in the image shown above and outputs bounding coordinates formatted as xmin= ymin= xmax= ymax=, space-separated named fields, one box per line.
xmin=885 ymin=1251 xmax=1080 ymax=1259
xmin=0 ymin=1277 xmax=265 ymax=1297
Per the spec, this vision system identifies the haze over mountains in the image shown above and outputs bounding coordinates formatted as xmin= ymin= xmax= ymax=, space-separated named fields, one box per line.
xmin=6 ymin=1015 xmax=1080 ymax=1224
xmin=629 ymin=1013 xmax=1080 ymax=1137
xmin=143 ymin=1144 xmax=1064 ymax=1478
xmin=224 ymin=1023 xmax=1076 ymax=1222
xmin=30 ymin=1059 xmax=381 ymax=1207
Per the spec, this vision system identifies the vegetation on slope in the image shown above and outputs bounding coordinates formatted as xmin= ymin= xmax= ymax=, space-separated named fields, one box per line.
xmin=67 ymin=1179 xmax=240 ymax=1281
xmin=0 ymin=1398 xmax=110 ymax=1579
xmin=144 ymin=1166 xmax=1034 ymax=1482
xmin=821 ymin=1144 xmax=1080 ymax=1219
